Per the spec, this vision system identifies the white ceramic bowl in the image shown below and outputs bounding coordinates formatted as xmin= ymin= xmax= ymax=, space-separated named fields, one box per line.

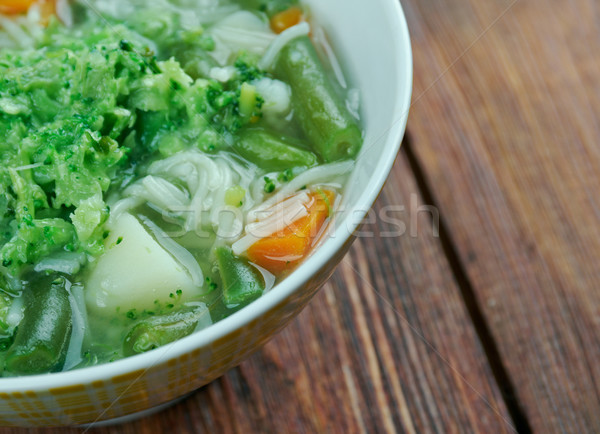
xmin=0 ymin=0 xmax=412 ymax=426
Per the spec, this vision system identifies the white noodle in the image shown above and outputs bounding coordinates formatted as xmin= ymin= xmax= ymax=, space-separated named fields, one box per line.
xmin=137 ymin=176 xmax=190 ymax=210
xmin=34 ymin=252 xmax=86 ymax=275
xmin=13 ymin=162 xmax=43 ymax=172
xmin=312 ymin=26 xmax=347 ymax=89
xmin=248 ymin=161 xmax=353 ymax=222
xmin=55 ymin=0 xmax=73 ymax=27
xmin=107 ymin=196 xmax=144 ymax=224
xmin=139 ymin=215 xmax=204 ymax=287
xmin=0 ymin=15 xmax=33 ymax=49
xmin=183 ymin=301 xmax=213 ymax=332
xmin=63 ymin=284 xmax=87 ymax=371
xmin=252 ymin=263 xmax=276 ymax=292
xmin=231 ymin=233 xmax=260 ymax=256
xmin=141 ymin=151 xmax=257 ymax=236
xmin=232 ymin=192 xmax=311 ymax=256
xmin=258 ymin=21 xmax=310 ymax=71
xmin=209 ymin=10 xmax=275 ymax=65
xmin=245 ymin=199 xmax=308 ymax=237
xmin=249 ymin=191 xmax=310 ymax=222
xmin=346 ymin=88 xmax=361 ymax=119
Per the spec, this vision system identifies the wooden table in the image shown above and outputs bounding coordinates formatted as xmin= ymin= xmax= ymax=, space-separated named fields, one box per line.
xmin=6 ymin=0 xmax=600 ymax=432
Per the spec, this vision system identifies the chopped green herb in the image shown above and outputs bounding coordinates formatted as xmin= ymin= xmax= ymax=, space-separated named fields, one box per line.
xmin=264 ymin=176 xmax=276 ymax=193
xmin=119 ymin=39 xmax=134 ymax=52
xmin=278 ymin=169 xmax=294 ymax=182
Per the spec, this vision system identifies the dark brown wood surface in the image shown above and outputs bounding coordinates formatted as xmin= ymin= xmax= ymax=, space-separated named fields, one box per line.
xmin=403 ymin=0 xmax=600 ymax=431
xmin=3 ymin=0 xmax=599 ymax=432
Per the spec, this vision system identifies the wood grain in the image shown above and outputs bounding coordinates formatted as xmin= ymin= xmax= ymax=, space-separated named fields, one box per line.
xmin=403 ymin=0 xmax=600 ymax=431
xmin=1 ymin=154 xmax=512 ymax=433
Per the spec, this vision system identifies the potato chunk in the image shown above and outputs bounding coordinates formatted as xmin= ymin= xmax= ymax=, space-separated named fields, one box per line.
xmin=85 ymin=213 xmax=199 ymax=315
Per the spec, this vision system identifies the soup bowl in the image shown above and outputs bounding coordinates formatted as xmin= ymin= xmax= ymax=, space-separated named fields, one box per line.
xmin=0 ymin=0 xmax=412 ymax=426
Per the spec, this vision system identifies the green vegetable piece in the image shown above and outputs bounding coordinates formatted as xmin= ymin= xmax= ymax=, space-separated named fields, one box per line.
xmin=123 ymin=308 xmax=208 ymax=356
xmin=234 ymin=128 xmax=318 ymax=171
xmin=225 ymin=186 xmax=246 ymax=207
xmin=239 ymin=83 xmax=258 ymax=118
xmin=275 ymin=36 xmax=363 ymax=162
xmin=4 ymin=276 xmax=72 ymax=375
xmin=216 ymin=247 xmax=265 ymax=307
xmin=263 ymin=176 xmax=276 ymax=194
xmin=169 ymin=42 xmax=217 ymax=79
xmin=240 ymin=0 xmax=298 ymax=17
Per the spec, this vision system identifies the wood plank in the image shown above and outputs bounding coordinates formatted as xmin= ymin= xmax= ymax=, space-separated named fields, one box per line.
xmin=402 ymin=0 xmax=600 ymax=431
xmin=4 ymin=154 xmax=512 ymax=432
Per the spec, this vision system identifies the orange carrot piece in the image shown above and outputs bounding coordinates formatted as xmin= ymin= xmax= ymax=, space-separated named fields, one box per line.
xmin=269 ymin=6 xmax=303 ymax=34
xmin=247 ymin=190 xmax=335 ymax=275
xmin=0 ymin=0 xmax=54 ymax=23
xmin=0 ymin=0 xmax=36 ymax=15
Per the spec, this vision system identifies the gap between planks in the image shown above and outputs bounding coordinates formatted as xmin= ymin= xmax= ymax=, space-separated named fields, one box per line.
xmin=401 ymin=133 xmax=533 ymax=434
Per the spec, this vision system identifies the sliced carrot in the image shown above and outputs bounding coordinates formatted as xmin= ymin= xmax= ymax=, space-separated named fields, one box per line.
xmin=0 ymin=0 xmax=54 ymax=24
xmin=269 ymin=6 xmax=303 ymax=34
xmin=247 ymin=190 xmax=335 ymax=275
xmin=0 ymin=0 xmax=36 ymax=15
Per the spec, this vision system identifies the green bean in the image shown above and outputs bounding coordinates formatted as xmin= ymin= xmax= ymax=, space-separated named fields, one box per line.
xmin=123 ymin=308 xmax=208 ymax=356
xmin=4 ymin=276 xmax=72 ymax=375
xmin=275 ymin=36 xmax=363 ymax=162
xmin=216 ymin=247 xmax=264 ymax=307
xmin=234 ymin=128 xmax=317 ymax=171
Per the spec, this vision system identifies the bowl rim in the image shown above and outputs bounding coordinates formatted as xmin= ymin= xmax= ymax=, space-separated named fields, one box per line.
xmin=0 ymin=0 xmax=413 ymax=392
